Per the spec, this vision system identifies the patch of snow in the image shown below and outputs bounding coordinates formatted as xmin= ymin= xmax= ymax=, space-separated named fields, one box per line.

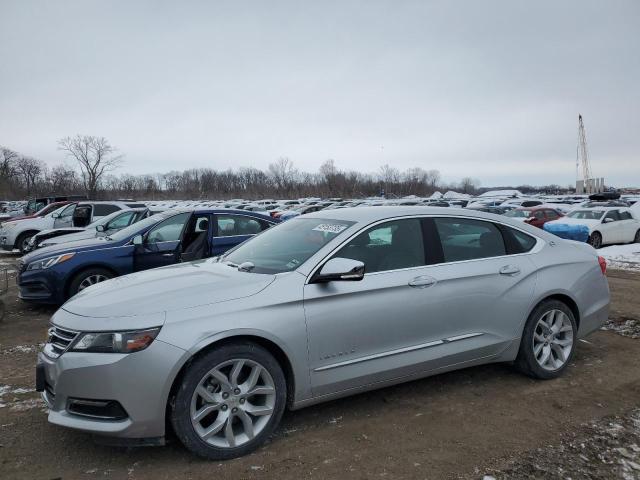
xmin=600 ymin=244 xmax=640 ymax=271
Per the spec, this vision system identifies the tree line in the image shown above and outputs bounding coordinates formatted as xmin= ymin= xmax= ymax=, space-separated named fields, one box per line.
xmin=1 ymin=136 xmax=490 ymax=200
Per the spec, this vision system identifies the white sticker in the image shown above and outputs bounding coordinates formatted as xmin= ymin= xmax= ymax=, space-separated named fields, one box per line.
xmin=312 ymin=223 xmax=349 ymax=234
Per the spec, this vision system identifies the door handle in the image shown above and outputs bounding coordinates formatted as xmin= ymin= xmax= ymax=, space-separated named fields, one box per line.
xmin=499 ymin=265 xmax=521 ymax=276
xmin=408 ymin=276 xmax=437 ymax=288
xmin=162 ymin=253 xmax=174 ymax=257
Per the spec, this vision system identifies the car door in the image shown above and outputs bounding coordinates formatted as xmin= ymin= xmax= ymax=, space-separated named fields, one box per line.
xmin=618 ymin=210 xmax=638 ymax=242
xmin=304 ymin=217 xmax=441 ymax=396
xmin=529 ymin=210 xmax=545 ymax=228
xmin=210 ymin=213 xmax=273 ymax=256
xmin=53 ymin=204 xmax=76 ymax=228
xmin=600 ymin=210 xmax=621 ymax=244
xmin=304 ymin=216 xmax=538 ymax=398
xmin=543 ymin=209 xmax=561 ymax=225
xmin=134 ymin=212 xmax=191 ymax=271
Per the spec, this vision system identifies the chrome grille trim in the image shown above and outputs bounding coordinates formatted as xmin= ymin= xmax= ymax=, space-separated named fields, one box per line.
xmin=44 ymin=325 xmax=79 ymax=359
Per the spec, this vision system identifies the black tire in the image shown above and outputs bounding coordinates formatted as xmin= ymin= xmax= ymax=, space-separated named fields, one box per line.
xmin=588 ymin=231 xmax=602 ymax=249
xmin=171 ymin=342 xmax=286 ymax=460
xmin=16 ymin=231 xmax=37 ymax=254
xmin=67 ymin=268 xmax=114 ymax=298
xmin=515 ymin=299 xmax=577 ymax=380
xmin=634 ymin=229 xmax=640 ymax=244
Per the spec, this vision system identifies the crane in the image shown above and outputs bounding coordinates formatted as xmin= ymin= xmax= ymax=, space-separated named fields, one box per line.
xmin=576 ymin=114 xmax=599 ymax=193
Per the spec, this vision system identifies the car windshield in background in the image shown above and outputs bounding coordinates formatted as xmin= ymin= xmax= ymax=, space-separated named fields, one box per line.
xmin=504 ymin=210 xmax=531 ymax=218
xmin=107 ymin=213 xmax=171 ymax=241
xmin=223 ymin=218 xmax=355 ymax=274
xmin=567 ymin=210 xmax=604 ymax=220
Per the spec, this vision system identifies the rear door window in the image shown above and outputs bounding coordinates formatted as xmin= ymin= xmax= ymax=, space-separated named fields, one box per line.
xmin=434 ymin=218 xmax=506 ymax=262
xmin=604 ymin=210 xmax=620 ymax=222
xmin=93 ymin=204 xmax=121 ymax=216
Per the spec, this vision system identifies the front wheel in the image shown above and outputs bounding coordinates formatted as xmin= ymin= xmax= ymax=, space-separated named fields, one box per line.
xmin=515 ymin=299 xmax=577 ymax=379
xmin=16 ymin=232 xmax=36 ymax=254
xmin=588 ymin=231 xmax=602 ymax=249
xmin=171 ymin=342 xmax=286 ymax=460
xmin=68 ymin=268 xmax=114 ymax=298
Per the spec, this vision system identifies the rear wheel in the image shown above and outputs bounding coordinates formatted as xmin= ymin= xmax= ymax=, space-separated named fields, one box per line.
xmin=634 ymin=229 xmax=640 ymax=243
xmin=588 ymin=231 xmax=602 ymax=249
xmin=68 ymin=268 xmax=114 ymax=298
xmin=515 ymin=299 xmax=577 ymax=379
xmin=171 ymin=342 xmax=286 ymax=460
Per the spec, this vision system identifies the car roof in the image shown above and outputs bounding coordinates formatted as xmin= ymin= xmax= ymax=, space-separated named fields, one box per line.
xmin=301 ymin=205 xmax=519 ymax=224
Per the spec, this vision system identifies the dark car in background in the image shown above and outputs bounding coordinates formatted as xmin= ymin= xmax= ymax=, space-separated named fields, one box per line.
xmin=17 ymin=209 xmax=278 ymax=304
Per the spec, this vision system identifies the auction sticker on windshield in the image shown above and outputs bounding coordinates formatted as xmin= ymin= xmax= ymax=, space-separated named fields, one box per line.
xmin=312 ymin=224 xmax=349 ymax=234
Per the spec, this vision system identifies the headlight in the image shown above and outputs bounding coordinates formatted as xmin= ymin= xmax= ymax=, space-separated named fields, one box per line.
xmin=70 ymin=328 xmax=161 ymax=354
xmin=26 ymin=253 xmax=76 ymax=271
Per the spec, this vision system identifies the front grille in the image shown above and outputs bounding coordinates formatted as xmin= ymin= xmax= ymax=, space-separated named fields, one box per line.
xmin=44 ymin=325 xmax=78 ymax=358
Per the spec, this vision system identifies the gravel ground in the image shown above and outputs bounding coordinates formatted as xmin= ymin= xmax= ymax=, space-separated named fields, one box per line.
xmin=0 ymin=252 xmax=639 ymax=479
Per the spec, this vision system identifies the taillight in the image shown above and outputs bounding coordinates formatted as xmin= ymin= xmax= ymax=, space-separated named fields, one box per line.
xmin=598 ymin=256 xmax=607 ymax=275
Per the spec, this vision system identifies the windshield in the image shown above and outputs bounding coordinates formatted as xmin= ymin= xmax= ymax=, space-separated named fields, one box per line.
xmin=505 ymin=209 xmax=530 ymax=218
xmin=36 ymin=203 xmax=65 ymax=216
xmin=107 ymin=212 xmax=172 ymax=241
xmin=567 ymin=210 xmax=604 ymax=220
xmin=223 ymin=218 xmax=355 ymax=274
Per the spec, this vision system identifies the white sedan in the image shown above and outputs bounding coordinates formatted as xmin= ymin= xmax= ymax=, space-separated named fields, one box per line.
xmin=545 ymin=207 xmax=640 ymax=248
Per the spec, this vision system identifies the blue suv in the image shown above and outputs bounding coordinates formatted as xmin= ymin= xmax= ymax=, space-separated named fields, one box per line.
xmin=17 ymin=209 xmax=278 ymax=304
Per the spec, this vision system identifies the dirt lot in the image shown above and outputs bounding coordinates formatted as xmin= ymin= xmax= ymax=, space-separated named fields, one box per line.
xmin=1 ymin=254 xmax=639 ymax=480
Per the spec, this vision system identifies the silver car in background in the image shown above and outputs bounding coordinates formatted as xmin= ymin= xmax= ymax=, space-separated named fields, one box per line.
xmin=36 ymin=207 xmax=610 ymax=459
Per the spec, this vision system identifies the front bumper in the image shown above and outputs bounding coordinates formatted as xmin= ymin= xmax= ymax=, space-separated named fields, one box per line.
xmin=37 ymin=338 xmax=187 ymax=439
xmin=17 ymin=268 xmax=63 ymax=304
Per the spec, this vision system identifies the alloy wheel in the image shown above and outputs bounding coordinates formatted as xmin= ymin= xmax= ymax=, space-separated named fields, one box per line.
xmin=588 ymin=233 xmax=601 ymax=249
xmin=532 ymin=309 xmax=574 ymax=371
xmin=190 ymin=358 xmax=276 ymax=448
xmin=78 ymin=274 xmax=109 ymax=291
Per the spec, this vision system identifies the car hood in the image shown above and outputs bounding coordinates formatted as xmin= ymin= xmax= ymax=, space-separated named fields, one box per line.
xmin=43 ymin=229 xmax=96 ymax=245
xmin=61 ymin=259 xmax=276 ymax=318
xmin=22 ymin=237 xmax=116 ymax=263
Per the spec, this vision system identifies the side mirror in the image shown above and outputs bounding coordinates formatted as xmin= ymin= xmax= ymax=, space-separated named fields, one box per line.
xmin=51 ymin=212 xmax=60 ymax=219
xmin=96 ymin=225 xmax=105 ymax=232
xmin=313 ymin=257 xmax=365 ymax=283
xmin=603 ymin=217 xmax=614 ymax=223
xmin=132 ymin=234 xmax=143 ymax=246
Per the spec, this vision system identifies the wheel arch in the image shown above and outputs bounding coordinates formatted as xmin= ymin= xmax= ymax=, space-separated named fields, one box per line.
xmin=14 ymin=229 xmax=40 ymax=249
xmin=529 ymin=292 xmax=581 ymax=330
xmin=64 ymin=264 xmax=120 ymax=298
xmin=165 ymin=331 xmax=297 ymax=428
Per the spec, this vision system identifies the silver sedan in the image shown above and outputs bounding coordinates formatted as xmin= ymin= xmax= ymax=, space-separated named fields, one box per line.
xmin=36 ymin=206 xmax=610 ymax=459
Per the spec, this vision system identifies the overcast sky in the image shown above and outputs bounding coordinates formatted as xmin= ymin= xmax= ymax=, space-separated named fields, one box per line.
xmin=1 ymin=0 xmax=639 ymax=187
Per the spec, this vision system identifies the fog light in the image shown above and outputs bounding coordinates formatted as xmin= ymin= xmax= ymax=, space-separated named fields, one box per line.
xmin=67 ymin=398 xmax=128 ymax=420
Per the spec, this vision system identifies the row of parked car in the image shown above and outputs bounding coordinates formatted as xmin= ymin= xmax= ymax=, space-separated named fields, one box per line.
xmin=3 ymin=192 xmax=639 ymax=306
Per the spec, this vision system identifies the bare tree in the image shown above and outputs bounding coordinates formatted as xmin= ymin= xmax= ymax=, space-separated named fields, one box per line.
xmin=58 ymin=135 xmax=122 ymax=199
xmin=268 ymin=157 xmax=297 ymax=194
xmin=49 ymin=164 xmax=80 ymax=194
xmin=15 ymin=156 xmax=44 ymax=196
xmin=459 ymin=177 xmax=480 ymax=194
